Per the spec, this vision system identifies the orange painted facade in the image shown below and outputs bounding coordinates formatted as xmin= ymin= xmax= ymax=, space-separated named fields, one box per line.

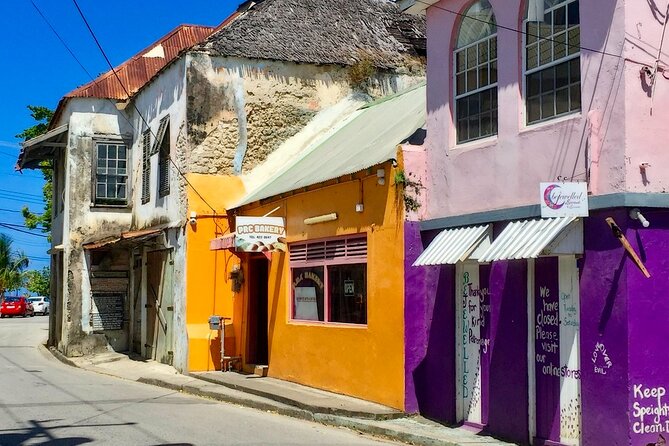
xmin=235 ymin=162 xmax=406 ymax=410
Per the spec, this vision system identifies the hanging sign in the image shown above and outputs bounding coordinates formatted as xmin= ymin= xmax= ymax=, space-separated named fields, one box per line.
xmin=540 ymin=182 xmax=589 ymax=218
xmin=235 ymin=216 xmax=287 ymax=252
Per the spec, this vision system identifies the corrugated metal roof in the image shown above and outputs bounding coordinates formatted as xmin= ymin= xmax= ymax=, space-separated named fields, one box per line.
xmin=413 ymin=224 xmax=491 ymax=266
xmin=233 ymin=82 xmax=426 ymax=208
xmin=478 ymin=217 xmax=578 ymax=262
xmin=65 ymin=25 xmax=214 ymax=101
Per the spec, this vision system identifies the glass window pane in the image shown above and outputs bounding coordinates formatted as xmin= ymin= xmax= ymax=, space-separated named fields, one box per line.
xmin=467 ymin=46 xmax=478 ymax=69
xmin=97 ymin=184 xmax=106 ymax=198
xmin=539 ymin=21 xmax=551 ymax=38
xmin=539 ymin=39 xmax=552 ymax=65
xmin=490 ymin=60 xmax=497 ymax=83
xmin=468 ymin=116 xmax=480 ymax=139
xmin=554 ymin=32 xmax=567 ymax=60
xmin=527 ymin=22 xmax=538 ymax=44
xmin=457 ymin=51 xmax=466 ymax=73
xmin=118 ymin=146 xmax=126 ymax=160
xmin=490 ymin=36 xmax=497 ymax=59
xmin=479 ymin=67 xmax=489 ymax=88
xmin=480 ymin=112 xmax=492 ymax=136
xmin=568 ymin=27 xmax=580 ymax=55
xmin=292 ymin=267 xmax=325 ymax=321
xmin=97 ymin=145 xmax=107 ymax=160
xmin=541 ymin=92 xmax=555 ymax=118
xmin=117 ymin=185 xmax=126 ymax=199
xmin=481 ymin=90 xmax=492 ymax=112
xmin=527 ymin=45 xmax=538 ymax=70
xmin=458 ymin=119 xmax=469 ymax=143
xmin=556 ymin=87 xmax=570 ymax=114
xmin=491 ymin=87 xmax=498 ymax=109
xmin=541 ymin=67 xmax=555 ymax=93
xmin=108 ymin=145 xmax=117 ymax=160
xmin=556 ymin=61 xmax=569 ymax=88
xmin=554 ymin=5 xmax=567 ymax=32
xmin=467 ymin=69 xmax=478 ymax=92
xmin=328 ymin=264 xmax=367 ymax=324
xmin=492 ymin=112 xmax=498 ymax=133
xmin=528 ymin=72 xmax=541 ymax=96
xmin=570 ymin=84 xmax=581 ymax=110
xmin=456 ymin=0 xmax=496 ymax=48
xmin=457 ymin=73 xmax=466 ymax=95
xmin=457 ymin=97 xmax=469 ymax=120
xmin=478 ymin=41 xmax=489 ymax=63
xmin=528 ymin=96 xmax=541 ymax=123
xmin=570 ymin=57 xmax=580 ymax=82
xmin=568 ymin=1 xmax=580 ymax=26
xmin=469 ymin=95 xmax=481 ymax=115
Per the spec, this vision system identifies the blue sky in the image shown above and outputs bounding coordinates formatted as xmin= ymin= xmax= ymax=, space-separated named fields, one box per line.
xmin=0 ymin=1 xmax=237 ymax=274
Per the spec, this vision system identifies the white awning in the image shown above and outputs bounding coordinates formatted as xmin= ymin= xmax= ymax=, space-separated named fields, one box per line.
xmin=478 ymin=217 xmax=578 ymax=262
xmin=413 ymin=224 xmax=491 ymax=266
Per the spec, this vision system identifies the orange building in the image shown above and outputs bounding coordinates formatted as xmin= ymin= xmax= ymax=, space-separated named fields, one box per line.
xmin=185 ymin=85 xmax=425 ymax=409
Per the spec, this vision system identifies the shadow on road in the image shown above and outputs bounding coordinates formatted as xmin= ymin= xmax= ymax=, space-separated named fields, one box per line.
xmin=0 ymin=419 xmax=139 ymax=445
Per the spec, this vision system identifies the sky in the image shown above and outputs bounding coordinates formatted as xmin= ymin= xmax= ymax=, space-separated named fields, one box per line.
xmin=0 ymin=0 xmax=237 ymax=276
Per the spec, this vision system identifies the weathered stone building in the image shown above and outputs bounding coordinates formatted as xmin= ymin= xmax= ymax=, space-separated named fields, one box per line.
xmin=18 ymin=0 xmax=425 ymax=372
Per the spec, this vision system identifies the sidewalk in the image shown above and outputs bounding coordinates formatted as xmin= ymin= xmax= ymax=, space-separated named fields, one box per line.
xmin=43 ymin=346 xmax=516 ymax=446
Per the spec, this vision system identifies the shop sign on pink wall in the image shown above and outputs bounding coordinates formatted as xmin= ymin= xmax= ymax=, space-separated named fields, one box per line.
xmin=540 ymin=183 xmax=589 ymax=218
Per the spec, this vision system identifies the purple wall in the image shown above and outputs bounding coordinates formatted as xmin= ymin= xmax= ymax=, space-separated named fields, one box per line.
xmin=580 ymin=209 xmax=631 ymax=445
xmin=404 ymin=221 xmax=456 ymax=422
xmin=486 ymin=260 xmax=529 ymax=444
xmin=625 ymin=209 xmax=669 ymax=446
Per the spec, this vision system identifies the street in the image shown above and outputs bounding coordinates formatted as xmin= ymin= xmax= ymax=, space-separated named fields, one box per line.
xmin=0 ymin=317 xmax=396 ymax=445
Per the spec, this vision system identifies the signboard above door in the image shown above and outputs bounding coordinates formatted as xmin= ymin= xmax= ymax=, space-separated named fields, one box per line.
xmin=235 ymin=216 xmax=287 ymax=252
xmin=540 ymin=182 xmax=589 ymax=218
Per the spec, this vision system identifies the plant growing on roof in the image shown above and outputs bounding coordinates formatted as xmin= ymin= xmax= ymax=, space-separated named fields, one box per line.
xmin=394 ymin=169 xmax=423 ymax=213
xmin=347 ymin=53 xmax=377 ymax=91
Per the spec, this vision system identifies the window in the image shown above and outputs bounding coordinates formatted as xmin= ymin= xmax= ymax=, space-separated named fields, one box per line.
xmin=154 ymin=117 xmax=170 ymax=197
xmin=290 ymin=235 xmax=367 ymax=325
xmin=95 ymin=142 xmax=128 ymax=206
xmin=141 ymin=130 xmax=151 ymax=204
xmin=454 ymin=0 xmax=498 ymax=144
xmin=525 ymin=0 xmax=581 ymax=124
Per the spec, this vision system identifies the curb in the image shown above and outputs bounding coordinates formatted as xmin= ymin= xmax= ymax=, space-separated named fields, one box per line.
xmin=188 ymin=372 xmax=404 ymax=421
xmin=38 ymin=344 xmax=80 ymax=368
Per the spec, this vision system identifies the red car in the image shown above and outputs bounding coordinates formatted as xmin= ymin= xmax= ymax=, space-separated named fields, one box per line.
xmin=0 ymin=296 xmax=35 ymax=318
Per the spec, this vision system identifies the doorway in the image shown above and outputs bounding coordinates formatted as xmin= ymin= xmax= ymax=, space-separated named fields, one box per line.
xmin=246 ymin=257 xmax=269 ymax=366
xmin=146 ymin=249 xmax=174 ymax=365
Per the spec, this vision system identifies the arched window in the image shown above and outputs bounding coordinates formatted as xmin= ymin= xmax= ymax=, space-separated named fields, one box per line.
xmin=454 ymin=0 xmax=498 ymax=144
xmin=524 ymin=0 xmax=581 ymax=124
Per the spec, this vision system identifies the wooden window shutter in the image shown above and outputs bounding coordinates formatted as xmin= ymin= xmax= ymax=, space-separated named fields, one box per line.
xmin=141 ymin=129 xmax=151 ymax=204
xmin=158 ymin=119 xmax=170 ymax=197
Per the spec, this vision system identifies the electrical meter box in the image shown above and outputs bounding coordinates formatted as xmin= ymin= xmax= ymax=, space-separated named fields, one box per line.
xmin=209 ymin=316 xmax=222 ymax=330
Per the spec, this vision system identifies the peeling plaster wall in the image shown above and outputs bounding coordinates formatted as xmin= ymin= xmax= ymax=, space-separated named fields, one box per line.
xmin=185 ymin=53 xmax=425 ymax=176
xmin=57 ymin=98 xmax=134 ymax=355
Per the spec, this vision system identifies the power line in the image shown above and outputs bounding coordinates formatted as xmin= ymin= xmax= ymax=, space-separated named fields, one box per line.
xmin=0 ymin=223 xmax=48 ymax=238
xmin=414 ymin=0 xmax=623 ymax=59
xmin=0 ymin=208 xmax=21 ymax=214
xmin=71 ymin=0 xmax=221 ymax=219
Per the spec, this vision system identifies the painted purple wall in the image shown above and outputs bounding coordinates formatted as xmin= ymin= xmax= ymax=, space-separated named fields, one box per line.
xmin=625 ymin=209 xmax=669 ymax=446
xmin=580 ymin=209 xmax=630 ymax=446
xmin=486 ymin=259 xmax=529 ymax=444
xmin=404 ymin=221 xmax=456 ymax=422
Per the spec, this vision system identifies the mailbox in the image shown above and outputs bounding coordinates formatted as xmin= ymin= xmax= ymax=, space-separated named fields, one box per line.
xmin=209 ymin=316 xmax=222 ymax=330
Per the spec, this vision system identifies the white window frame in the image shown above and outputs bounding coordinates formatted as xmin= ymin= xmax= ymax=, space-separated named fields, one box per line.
xmin=523 ymin=0 xmax=581 ymax=125
xmin=93 ymin=140 xmax=129 ymax=207
xmin=453 ymin=1 xmax=498 ymax=145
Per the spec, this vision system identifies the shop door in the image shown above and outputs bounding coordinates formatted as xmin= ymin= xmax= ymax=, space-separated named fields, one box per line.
xmin=146 ymin=249 xmax=174 ymax=365
xmin=456 ymin=262 xmax=491 ymax=426
xmin=533 ymin=256 xmax=581 ymax=445
xmin=247 ymin=257 xmax=269 ymax=366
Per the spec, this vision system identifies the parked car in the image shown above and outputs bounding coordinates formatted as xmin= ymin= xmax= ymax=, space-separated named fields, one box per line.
xmin=27 ymin=296 xmax=50 ymax=316
xmin=0 ymin=296 xmax=34 ymax=318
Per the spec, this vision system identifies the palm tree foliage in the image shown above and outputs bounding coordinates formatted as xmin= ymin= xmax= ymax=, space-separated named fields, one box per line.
xmin=0 ymin=234 xmax=29 ymax=296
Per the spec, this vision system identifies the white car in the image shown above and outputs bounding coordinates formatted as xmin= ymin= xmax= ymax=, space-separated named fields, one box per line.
xmin=27 ymin=297 xmax=50 ymax=316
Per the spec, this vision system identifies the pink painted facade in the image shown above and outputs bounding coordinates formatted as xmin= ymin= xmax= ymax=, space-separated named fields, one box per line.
xmin=419 ymin=0 xmax=669 ymax=220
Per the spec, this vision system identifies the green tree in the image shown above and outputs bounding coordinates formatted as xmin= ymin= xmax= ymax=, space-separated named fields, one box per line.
xmin=0 ymin=234 xmax=29 ymax=296
xmin=25 ymin=267 xmax=50 ymax=297
xmin=17 ymin=106 xmax=54 ymax=238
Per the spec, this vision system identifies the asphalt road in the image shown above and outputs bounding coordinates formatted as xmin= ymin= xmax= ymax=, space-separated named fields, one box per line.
xmin=0 ymin=317 xmax=396 ymax=445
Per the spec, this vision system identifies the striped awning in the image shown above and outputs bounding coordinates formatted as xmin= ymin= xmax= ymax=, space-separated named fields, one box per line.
xmin=413 ymin=224 xmax=491 ymax=266
xmin=478 ymin=217 xmax=578 ymax=262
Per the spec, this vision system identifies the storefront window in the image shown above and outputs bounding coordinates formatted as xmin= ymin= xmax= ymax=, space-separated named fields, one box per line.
xmin=290 ymin=235 xmax=367 ymax=325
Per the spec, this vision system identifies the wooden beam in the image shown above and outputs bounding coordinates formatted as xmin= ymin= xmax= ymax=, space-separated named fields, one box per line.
xmin=605 ymin=217 xmax=651 ymax=278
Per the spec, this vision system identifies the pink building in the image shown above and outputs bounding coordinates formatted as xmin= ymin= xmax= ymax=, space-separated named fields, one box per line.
xmin=402 ymin=1 xmax=669 ymax=445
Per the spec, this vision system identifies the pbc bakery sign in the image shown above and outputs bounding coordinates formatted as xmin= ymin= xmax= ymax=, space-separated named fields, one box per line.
xmin=540 ymin=182 xmax=589 ymax=218
xmin=235 ymin=216 xmax=287 ymax=252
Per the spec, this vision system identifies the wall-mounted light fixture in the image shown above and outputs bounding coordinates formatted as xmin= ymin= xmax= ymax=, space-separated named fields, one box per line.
xmin=377 ymin=168 xmax=385 ymax=186
xmin=630 ymin=208 xmax=650 ymax=228
xmin=304 ymin=213 xmax=338 ymax=225
xmin=189 ymin=211 xmax=197 ymax=225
